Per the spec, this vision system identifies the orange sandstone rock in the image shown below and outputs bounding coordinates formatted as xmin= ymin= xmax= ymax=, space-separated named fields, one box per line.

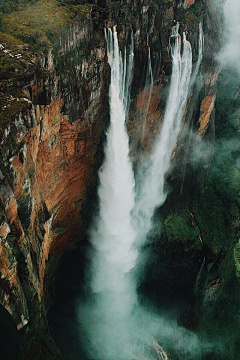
xmin=183 ymin=0 xmax=195 ymax=9
xmin=198 ymin=95 xmax=216 ymax=135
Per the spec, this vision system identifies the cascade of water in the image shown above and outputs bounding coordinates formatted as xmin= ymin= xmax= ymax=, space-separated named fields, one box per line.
xmin=78 ymin=25 xmax=207 ymax=360
xmin=91 ymin=27 xmax=136 ymax=293
xmin=81 ymin=27 xmax=138 ymax=359
xmin=191 ymin=23 xmax=204 ymax=85
xmin=133 ymin=24 xmax=193 ymax=246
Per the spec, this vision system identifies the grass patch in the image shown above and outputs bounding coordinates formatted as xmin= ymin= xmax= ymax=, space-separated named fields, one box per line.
xmin=1 ymin=0 xmax=90 ymax=52
xmin=0 ymin=0 xmax=91 ymax=130
xmin=0 ymin=0 xmax=33 ymax=14
xmin=0 ymin=32 xmax=25 ymax=48
xmin=164 ymin=209 xmax=201 ymax=252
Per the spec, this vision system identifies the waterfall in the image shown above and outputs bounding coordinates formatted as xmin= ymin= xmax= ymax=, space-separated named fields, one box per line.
xmin=191 ymin=23 xmax=204 ymax=85
xmin=90 ymin=28 xmax=136 ymax=293
xmin=133 ymin=24 xmax=193 ymax=246
xmin=78 ymin=25 xmax=208 ymax=360
xmin=80 ymin=27 xmax=138 ymax=359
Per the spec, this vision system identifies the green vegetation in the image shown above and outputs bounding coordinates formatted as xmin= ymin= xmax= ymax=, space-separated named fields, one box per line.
xmin=197 ymin=70 xmax=240 ymax=258
xmin=234 ymin=240 xmax=240 ymax=277
xmin=164 ymin=210 xmax=200 ymax=249
xmin=181 ymin=1 xmax=203 ymax=31
xmin=192 ymin=147 xmax=240 ymax=254
xmin=157 ymin=51 xmax=240 ymax=359
xmin=215 ymin=71 xmax=240 ymax=139
xmin=0 ymin=0 xmax=91 ymax=132
xmin=188 ymin=70 xmax=239 ymax=356
xmin=0 ymin=94 xmax=29 ymax=128
xmin=0 ymin=31 xmax=34 ymax=128
xmin=182 ymin=10 xmax=199 ymax=30
xmin=0 ymin=0 xmax=33 ymax=14
xmin=1 ymin=0 xmax=89 ymax=52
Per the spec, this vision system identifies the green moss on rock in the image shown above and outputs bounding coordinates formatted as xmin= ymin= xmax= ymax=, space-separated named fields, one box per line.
xmin=164 ymin=210 xmax=200 ymax=248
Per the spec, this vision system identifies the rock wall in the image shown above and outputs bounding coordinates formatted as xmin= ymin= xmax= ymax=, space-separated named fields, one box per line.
xmin=0 ymin=11 xmax=110 ymax=356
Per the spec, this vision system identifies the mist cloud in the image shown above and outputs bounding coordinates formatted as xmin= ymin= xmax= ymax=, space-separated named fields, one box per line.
xmin=218 ymin=0 xmax=240 ymax=74
xmin=77 ymin=298 xmax=219 ymax=360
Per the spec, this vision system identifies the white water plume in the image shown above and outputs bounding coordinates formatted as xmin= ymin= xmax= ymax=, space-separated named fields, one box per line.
xmin=90 ymin=28 xmax=136 ymax=295
xmin=133 ymin=24 xmax=192 ymax=246
xmin=78 ymin=27 xmax=138 ymax=359
xmin=218 ymin=0 xmax=240 ymax=75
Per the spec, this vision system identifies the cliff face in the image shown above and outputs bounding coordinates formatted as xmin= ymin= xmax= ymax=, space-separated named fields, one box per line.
xmin=1 ymin=0 xmax=238 ymax=359
xmin=0 ymin=7 xmax=110 ymax=355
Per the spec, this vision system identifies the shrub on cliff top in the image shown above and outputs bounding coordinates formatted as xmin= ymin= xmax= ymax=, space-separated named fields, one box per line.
xmin=0 ymin=0 xmax=32 ymax=14
xmin=1 ymin=0 xmax=90 ymax=51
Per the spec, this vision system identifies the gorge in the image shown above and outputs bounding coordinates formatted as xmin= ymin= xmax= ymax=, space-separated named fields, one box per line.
xmin=0 ymin=0 xmax=240 ymax=359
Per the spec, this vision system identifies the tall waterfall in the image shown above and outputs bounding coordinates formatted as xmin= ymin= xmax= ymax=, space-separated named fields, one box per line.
xmin=90 ymin=27 xmax=137 ymax=297
xmin=80 ymin=27 xmax=138 ymax=359
xmin=133 ymin=24 xmax=192 ymax=246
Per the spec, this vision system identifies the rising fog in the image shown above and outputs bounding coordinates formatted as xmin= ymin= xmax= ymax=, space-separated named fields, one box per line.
xmin=218 ymin=0 xmax=240 ymax=74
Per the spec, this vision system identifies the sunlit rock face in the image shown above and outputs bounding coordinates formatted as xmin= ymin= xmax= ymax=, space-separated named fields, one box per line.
xmin=0 ymin=0 xmax=228 ymax=358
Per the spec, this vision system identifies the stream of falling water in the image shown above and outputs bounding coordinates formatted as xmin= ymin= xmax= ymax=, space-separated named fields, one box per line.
xmin=133 ymin=23 xmax=192 ymax=248
xmin=90 ymin=27 xmax=137 ymax=312
xmin=78 ymin=24 xmax=208 ymax=360
xmin=78 ymin=27 xmax=139 ymax=360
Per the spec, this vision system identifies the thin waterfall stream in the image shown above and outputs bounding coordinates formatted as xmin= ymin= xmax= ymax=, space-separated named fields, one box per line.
xmin=133 ymin=23 xmax=192 ymax=247
xmin=78 ymin=27 xmax=139 ymax=359
xmin=77 ymin=24 xmax=210 ymax=360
